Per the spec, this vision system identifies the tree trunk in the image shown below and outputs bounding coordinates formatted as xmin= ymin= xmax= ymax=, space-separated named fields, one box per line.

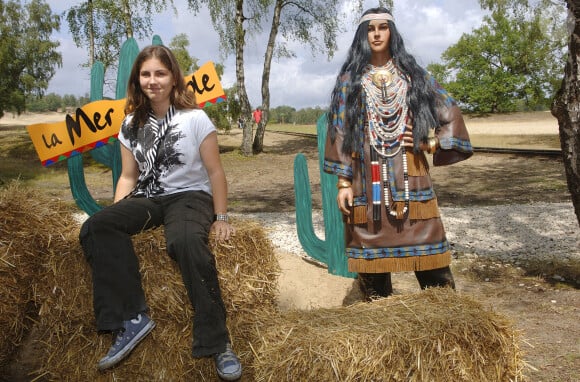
xmin=88 ymin=0 xmax=95 ymax=68
xmin=121 ymin=0 xmax=134 ymax=39
xmin=551 ymin=0 xmax=580 ymax=226
xmin=252 ymin=0 xmax=283 ymax=154
xmin=236 ymin=0 xmax=253 ymax=156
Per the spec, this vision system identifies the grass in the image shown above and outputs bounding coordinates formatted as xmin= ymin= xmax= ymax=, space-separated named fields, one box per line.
xmin=267 ymin=123 xmax=317 ymax=135
xmin=0 ymin=123 xmax=113 ymax=207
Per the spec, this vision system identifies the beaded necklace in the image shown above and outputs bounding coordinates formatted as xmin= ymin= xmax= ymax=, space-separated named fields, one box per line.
xmin=362 ymin=61 xmax=410 ymax=219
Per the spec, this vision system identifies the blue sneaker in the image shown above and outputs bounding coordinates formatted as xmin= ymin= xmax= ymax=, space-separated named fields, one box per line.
xmin=97 ymin=313 xmax=156 ymax=371
xmin=214 ymin=343 xmax=242 ymax=381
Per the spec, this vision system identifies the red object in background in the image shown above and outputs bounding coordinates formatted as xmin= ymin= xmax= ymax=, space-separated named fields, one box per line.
xmin=253 ymin=108 xmax=262 ymax=124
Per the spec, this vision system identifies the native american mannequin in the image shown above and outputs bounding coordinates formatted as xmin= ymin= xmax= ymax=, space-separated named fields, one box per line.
xmin=325 ymin=8 xmax=472 ymax=298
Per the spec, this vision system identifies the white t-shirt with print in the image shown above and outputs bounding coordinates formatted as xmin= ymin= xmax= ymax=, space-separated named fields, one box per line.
xmin=118 ymin=108 xmax=216 ymax=196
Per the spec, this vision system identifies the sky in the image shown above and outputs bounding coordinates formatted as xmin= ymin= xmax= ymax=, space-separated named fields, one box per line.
xmin=44 ymin=0 xmax=487 ymax=110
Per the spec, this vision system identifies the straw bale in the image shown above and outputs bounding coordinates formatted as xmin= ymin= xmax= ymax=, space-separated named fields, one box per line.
xmin=251 ymin=288 xmax=523 ymax=382
xmin=2 ymin=182 xmax=523 ymax=381
xmin=0 ymin=181 xmax=75 ymax=367
xmin=30 ymin=215 xmax=279 ymax=381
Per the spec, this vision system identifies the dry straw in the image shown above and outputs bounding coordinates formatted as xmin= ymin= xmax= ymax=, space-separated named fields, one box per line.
xmin=0 ymin=181 xmax=76 ymax=367
xmin=1 ymin=181 xmax=524 ymax=381
xmin=251 ymin=289 xmax=523 ymax=381
xmin=31 ymin=218 xmax=279 ymax=381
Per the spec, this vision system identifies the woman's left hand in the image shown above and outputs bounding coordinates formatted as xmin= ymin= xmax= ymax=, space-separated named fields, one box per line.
xmin=212 ymin=221 xmax=236 ymax=242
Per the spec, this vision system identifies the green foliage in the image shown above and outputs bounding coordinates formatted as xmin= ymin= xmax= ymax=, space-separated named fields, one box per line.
xmin=64 ymin=0 xmax=176 ymax=90
xmin=204 ymin=100 xmax=231 ymax=130
xmin=26 ymin=93 xmax=90 ymax=112
xmin=186 ymin=0 xmax=266 ymax=56
xmin=269 ymin=105 xmax=296 ymax=124
xmin=429 ymin=1 xmax=566 ymax=113
xmin=169 ymin=33 xmax=199 ymax=74
xmin=268 ymin=105 xmax=325 ymax=125
xmin=223 ymin=86 xmax=241 ymax=124
xmin=186 ymin=0 xmax=392 ymax=57
xmin=0 ymin=0 xmax=61 ymax=118
xmin=185 ymin=0 xmax=391 ymax=155
xmin=293 ymin=107 xmax=326 ymax=125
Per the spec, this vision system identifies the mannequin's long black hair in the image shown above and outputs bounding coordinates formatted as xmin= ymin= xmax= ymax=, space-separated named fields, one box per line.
xmin=328 ymin=7 xmax=441 ymax=154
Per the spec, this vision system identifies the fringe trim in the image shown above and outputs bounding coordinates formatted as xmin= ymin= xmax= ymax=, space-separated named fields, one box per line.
xmin=348 ymin=205 xmax=368 ymax=224
xmin=393 ymin=199 xmax=440 ymax=220
xmin=348 ymin=251 xmax=451 ymax=273
xmin=348 ymin=199 xmax=440 ymax=225
xmin=406 ymin=150 xmax=429 ymax=176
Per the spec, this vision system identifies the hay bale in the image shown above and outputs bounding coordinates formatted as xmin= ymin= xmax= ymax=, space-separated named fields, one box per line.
xmin=251 ymin=288 xmax=523 ymax=382
xmin=2 ymin=183 xmax=524 ymax=382
xmin=0 ymin=181 xmax=75 ymax=367
xmin=31 ymin=216 xmax=279 ymax=381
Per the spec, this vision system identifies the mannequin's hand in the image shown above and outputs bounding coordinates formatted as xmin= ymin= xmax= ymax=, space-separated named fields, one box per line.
xmin=402 ymin=127 xmax=429 ymax=151
xmin=337 ymin=187 xmax=353 ymax=215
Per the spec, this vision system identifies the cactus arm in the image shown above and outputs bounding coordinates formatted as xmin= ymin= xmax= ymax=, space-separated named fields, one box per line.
xmin=152 ymin=35 xmax=163 ymax=46
xmin=67 ymin=38 xmax=140 ymax=215
xmin=107 ymin=37 xmax=140 ymax=191
xmin=67 ymin=61 xmax=105 ymax=215
xmin=294 ymin=153 xmax=328 ymax=263
xmin=316 ymin=115 xmax=356 ymax=278
xmin=293 ymin=114 xmax=356 ymax=278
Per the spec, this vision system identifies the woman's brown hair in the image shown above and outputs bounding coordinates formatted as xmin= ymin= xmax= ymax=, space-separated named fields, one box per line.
xmin=124 ymin=45 xmax=197 ymax=128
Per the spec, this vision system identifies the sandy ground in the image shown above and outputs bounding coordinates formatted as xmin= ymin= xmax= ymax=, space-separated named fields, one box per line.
xmin=465 ymin=111 xmax=559 ymax=135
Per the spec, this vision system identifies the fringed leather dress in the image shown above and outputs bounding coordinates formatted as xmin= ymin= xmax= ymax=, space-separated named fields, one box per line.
xmin=324 ymin=68 xmax=473 ymax=274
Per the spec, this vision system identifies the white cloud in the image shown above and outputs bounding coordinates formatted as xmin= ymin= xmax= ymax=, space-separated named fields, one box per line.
xmin=44 ymin=0 xmax=487 ymax=109
xmin=394 ymin=0 xmax=487 ymax=66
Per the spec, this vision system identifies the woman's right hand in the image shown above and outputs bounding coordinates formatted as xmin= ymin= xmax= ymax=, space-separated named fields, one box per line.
xmin=337 ymin=187 xmax=353 ymax=215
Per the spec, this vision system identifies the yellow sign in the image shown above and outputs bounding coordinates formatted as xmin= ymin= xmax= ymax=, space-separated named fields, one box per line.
xmin=184 ymin=61 xmax=226 ymax=108
xmin=26 ymin=62 xmax=226 ymax=166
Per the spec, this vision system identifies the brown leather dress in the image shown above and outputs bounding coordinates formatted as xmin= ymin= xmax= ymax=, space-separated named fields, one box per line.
xmin=324 ymin=97 xmax=473 ymax=274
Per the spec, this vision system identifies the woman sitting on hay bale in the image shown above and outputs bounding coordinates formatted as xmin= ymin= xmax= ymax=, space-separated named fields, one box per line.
xmin=79 ymin=45 xmax=241 ymax=381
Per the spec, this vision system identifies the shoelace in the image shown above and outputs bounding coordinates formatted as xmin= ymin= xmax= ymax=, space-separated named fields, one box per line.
xmin=106 ymin=329 xmax=125 ymax=352
xmin=110 ymin=314 xmax=142 ymax=350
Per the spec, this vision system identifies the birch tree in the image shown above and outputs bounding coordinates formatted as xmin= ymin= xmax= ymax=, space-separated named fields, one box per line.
xmin=186 ymin=0 xmax=392 ymax=156
xmin=65 ymin=0 xmax=175 ymax=88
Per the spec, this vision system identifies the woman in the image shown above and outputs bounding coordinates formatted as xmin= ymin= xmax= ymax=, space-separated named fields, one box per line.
xmin=325 ymin=7 xmax=473 ymax=298
xmin=79 ymin=45 xmax=242 ymax=380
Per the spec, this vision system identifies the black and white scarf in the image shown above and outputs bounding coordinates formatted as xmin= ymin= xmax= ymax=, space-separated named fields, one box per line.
xmin=132 ymin=105 xmax=176 ymax=197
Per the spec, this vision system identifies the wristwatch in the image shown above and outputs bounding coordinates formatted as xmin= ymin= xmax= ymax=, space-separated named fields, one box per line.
xmin=214 ymin=213 xmax=229 ymax=222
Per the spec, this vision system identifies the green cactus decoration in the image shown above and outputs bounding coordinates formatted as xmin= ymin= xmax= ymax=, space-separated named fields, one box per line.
xmin=294 ymin=113 xmax=356 ymax=278
xmin=67 ymin=36 xmax=162 ymax=215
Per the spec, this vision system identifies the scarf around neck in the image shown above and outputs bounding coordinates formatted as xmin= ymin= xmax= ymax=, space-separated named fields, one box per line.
xmin=132 ymin=105 xmax=176 ymax=197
